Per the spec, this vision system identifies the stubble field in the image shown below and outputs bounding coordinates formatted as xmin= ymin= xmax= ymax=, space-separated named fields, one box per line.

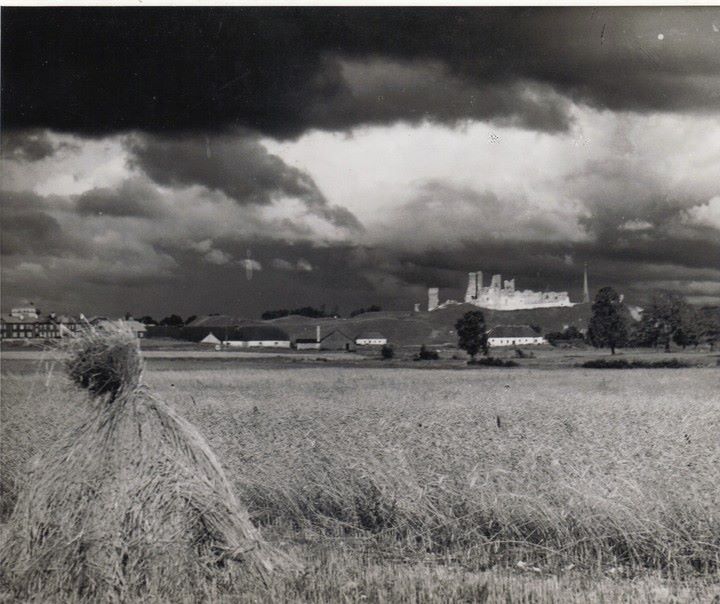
xmin=2 ymin=359 xmax=720 ymax=602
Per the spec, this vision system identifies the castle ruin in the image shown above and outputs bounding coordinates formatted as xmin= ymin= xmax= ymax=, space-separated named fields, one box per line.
xmin=427 ymin=266 xmax=589 ymax=312
xmin=463 ymin=271 xmax=574 ymax=310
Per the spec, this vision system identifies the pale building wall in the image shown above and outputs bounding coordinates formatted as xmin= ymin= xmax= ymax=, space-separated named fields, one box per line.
xmin=225 ymin=340 xmax=291 ymax=348
xmin=355 ymin=338 xmax=387 ymax=345
xmin=296 ymin=342 xmax=321 ymax=350
xmin=488 ymin=336 xmax=547 ymax=347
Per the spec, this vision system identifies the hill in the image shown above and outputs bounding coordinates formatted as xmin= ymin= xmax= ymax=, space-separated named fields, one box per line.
xmin=264 ymin=304 xmax=593 ymax=346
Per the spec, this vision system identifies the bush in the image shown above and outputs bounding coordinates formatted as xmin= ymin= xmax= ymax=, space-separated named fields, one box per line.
xmin=582 ymin=358 xmax=690 ymax=369
xmin=415 ymin=345 xmax=439 ymax=361
xmin=469 ymin=357 xmax=518 ymax=367
xmin=381 ymin=344 xmax=394 ymax=360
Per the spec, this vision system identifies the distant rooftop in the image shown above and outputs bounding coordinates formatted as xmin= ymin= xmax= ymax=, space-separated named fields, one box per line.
xmin=487 ymin=325 xmax=541 ymax=338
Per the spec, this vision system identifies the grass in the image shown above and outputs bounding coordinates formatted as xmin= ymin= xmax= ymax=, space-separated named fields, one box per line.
xmin=469 ymin=357 xmax=519 ymax=367
xmin=2 ymin=358 xmax=720 ymax=601
xmin=581 ymin=358 xmax=691 ymax=369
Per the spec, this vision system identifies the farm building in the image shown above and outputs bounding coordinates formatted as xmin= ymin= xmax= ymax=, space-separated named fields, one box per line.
xmin=0 ymin=313 xmax=80 ymax=340
xmin=487 ymin=325 xmax=547 ymax=347
xmin=295 ymin=326 xmax=322 ymax=350
xmin=295 ymin=338 xmax=321 ymax=350
xmin=320 ymin=330 xmax=356 ymax=351
xmin=222 ymin=325 xmax=291 ymax=348
xmin=355 ymin=332 xmax=388 ymax=346
xmin=200 ymin=332 xmax=222 ymax=346
xmin=124 ymin=320 xmax=147 ymax=338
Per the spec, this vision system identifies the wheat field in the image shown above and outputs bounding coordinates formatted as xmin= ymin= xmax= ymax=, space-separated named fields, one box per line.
xmin=2 ymin=359 xmax=720 ymax=601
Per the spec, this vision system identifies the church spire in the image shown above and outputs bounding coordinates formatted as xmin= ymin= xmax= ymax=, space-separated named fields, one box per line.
xmin=582 ymin=262 xmax=590 ymax=303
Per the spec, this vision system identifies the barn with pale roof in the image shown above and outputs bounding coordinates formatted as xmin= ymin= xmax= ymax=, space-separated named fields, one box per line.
xmin=487 ymin=325 xmax=547 ymax=347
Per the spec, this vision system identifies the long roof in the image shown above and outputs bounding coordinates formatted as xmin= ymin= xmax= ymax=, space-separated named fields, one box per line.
xmin=225 ymin=325 xmax=290 ymax=341
xmin=488 ymin=325 xmax=541 ymax=338
xmin=355 ymin=331 xmax=386 ymax=339
xmin=320 ymin=329 xmax=353 ymax=342
xmin=187 ymin=315 xmax=251 ymax=327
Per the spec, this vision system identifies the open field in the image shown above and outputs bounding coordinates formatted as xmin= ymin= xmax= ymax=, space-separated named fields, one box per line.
xmin=2 ymin=340 xmax=718 ymax=369
xmin=2 ymin=358 xmax=720 ymax=601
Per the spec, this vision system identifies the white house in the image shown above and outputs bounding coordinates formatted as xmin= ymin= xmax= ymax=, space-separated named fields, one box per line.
xmin=487 ymin=325 xmax=546 ymax=347
xmin=355 ymin=332 xmax=388 ymax=346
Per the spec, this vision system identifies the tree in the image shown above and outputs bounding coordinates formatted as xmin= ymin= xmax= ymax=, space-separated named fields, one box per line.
xmin=642 ymin=293 xmax=698 ymax=352
xmin=628 ymin=312 xmax=661 ymax=348
xmin=138 ymin=316 xmax=156 ymax=325
xmin=185 ymin=315 xmax=197 ymax=326
xmin=700 ymin=309 xmax=720 ymax=351
xmin=455 ymin=310 xmax=488 ymax=361
xmin=588 ymin=287 xmax=627 ymax=355
xmin=546 ymin=325 xmax=585 ymax=346
xmin=159 ymin=314 xmax=184 ymax=327
xmin=381 ymin=344 xmax=394 ymax=360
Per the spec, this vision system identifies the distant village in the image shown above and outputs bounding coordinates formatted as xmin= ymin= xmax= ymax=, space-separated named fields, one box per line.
xmin=3 ymin=267 xmax=717 ymax=353
xmin=0 ymin=301 xmax=553 ymax=351
xmin=0 ymin=303 xmax=388 ymax=350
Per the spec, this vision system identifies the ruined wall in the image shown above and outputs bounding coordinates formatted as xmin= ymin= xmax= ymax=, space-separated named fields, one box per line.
xmin=462 ymin=271 xmax=574 ymax=310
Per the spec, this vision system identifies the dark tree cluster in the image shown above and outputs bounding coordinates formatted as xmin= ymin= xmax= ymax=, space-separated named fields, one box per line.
xmin=415 ymin=345 xmax=440 ymax=361
xmin=629 ymin=293 xmax=715 ymax=351
xmin=455 ymin=310 xmax=489 ymax=361
xmin=261 ymin=306 xmax=328 ymax=320
xmin=588 ymin=288 xmax=718 ymax=354
xmin=159 ymin=314 xmax=184 ymax=327
xmin=546 ymin=325 xmax=585 ymax=346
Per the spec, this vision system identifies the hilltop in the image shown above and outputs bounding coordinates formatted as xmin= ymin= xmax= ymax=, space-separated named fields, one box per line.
xmin=264 ymin=303 xmax=592 ymax=346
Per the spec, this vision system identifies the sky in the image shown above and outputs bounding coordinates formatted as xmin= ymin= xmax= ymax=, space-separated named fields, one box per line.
xmin=2 ymin=7 xmax=720 ymax=318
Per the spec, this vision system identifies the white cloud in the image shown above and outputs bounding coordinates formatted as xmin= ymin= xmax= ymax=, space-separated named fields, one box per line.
xmin=683 ymin=197 xmax=720 ymax=230
xmin=619 ymin=220 xmax=653 ymax=231
xmin=271 ymin=257 xmax=313 ymax=272
xmin=204 ymin=248 xmax=232 ymax=265
xmin=296 ymin=258 xmax=313 ymax=272
xmin=190 ymin=239 xmax=214 ymax=253
xmin=265 ymin=107 xmax=720 ymax=244
xmin=239 ymin=258 xmax=262 ymax=271
xmin=271 ymin=258 xmax=294 ymax=271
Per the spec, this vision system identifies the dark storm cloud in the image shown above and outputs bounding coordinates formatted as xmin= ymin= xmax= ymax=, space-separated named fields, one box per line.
xmin=1 ymin=130 xmax=57 ymax=162
xmin=1 ymin=130 xmax=81 ymax=162
xmin=75 ymin=179 xmax=167 ymax=219
xmin=0 ymin=190 xmax=75 ymax=255
xmin=128 ymin=134 xmax=362 ymax=230
xmin=3 ymin=7 xmax=719 ymax=137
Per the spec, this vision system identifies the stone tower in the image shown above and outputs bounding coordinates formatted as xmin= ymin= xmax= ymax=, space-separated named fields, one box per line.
xmin=582 ymin=262 xmax=590 ymax=303
xmin=428 ymin=287 xmax=439 ymax=311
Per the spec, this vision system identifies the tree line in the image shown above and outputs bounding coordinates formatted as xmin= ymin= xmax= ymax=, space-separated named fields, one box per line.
xmin=453 ymin=287 xmax=719 ymax=361
xmin=587 ymin=287 xmax=719 ymax=354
